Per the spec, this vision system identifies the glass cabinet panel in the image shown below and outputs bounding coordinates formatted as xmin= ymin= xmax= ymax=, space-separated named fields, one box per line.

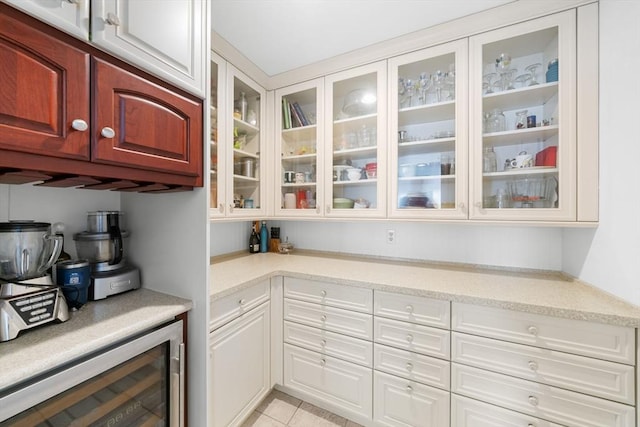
xmin=275 ymin=79 xmax=323 ymax=217
xmin=389 ymin=39 xmax=468 ymax=219
xmin=470 ymin=10 xmax=576 ymax=221
xmin=209 ymin=52 xmax=226 ymax=217
xmin=324 ymin=61 xmax=387 ymax=218
xmin=226 ymin=65 xmax=266 ymax=217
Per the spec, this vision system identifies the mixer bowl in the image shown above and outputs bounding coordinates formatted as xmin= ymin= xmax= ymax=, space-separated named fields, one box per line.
xmin=0 ymin=221 xmax=62 ymax=281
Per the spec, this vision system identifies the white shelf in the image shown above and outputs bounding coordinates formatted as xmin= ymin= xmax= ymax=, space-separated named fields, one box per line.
xmin=483 ymin=125 xmax=558 ymax=147
xmin=397 ymin=137 xmax=455 ymax=156
xmin=483 ymin=166 xmax=558 ymax=179
xmin=398 ymin=100 xmax=455 ymax=126
xmin=483 ymin=82 xmax=558 ymax=112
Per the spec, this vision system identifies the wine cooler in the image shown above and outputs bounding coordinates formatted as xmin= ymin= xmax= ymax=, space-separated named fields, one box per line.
xmin=0 ymin=320 xmax=184 ymax=426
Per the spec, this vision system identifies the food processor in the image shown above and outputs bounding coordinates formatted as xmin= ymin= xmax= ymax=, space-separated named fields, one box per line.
xmin=0 ymin=221 xmax=70 ymax=342
xmin=73 ymin=211 xmax=140 ymax=300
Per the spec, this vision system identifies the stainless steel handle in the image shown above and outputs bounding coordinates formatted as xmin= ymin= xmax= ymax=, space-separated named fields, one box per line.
xmin=105 ymin=12 xmax=120 ymax=26
xmin=527 ymin=325 xmax=539 ymax=336
xmin=528 ymin=360 xmax=539 ymax=371
xmin=320 ymin=339 xmax=327 ymax=347
xmin=406 ymin=362 xmax=413 ymax=371
xmin=71 ymin=119 xmax=88 ymax=131
xmin=406 ymin=385 xmax=413 ymax=393
xmin=320 ymin=358 xmax=326 ymax=367
xmin=405 ymin=304 xmax=413 ymax=313
xmin=320 ymin=315 xmax=327 ymax=322
xmin=171 ymin=343 xmax=185 ymax=427
xmin=238 ymin=298 xmax=246 ymax=306
xmin=528 ymin=395 xmax=539 ymax=406
xmin=100 ymin=127 xmax=115 ymax=138
xmin=406 ymin=334 xmax=413 ymax=343
xmin=320 ymin=290 xmax=327 ymax=297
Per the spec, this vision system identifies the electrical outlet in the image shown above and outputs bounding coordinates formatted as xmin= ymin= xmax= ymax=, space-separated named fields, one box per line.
xmin=387 ymin=229 xmax=395 ymax=244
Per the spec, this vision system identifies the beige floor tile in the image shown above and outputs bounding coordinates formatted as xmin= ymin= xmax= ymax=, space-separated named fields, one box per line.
xmin=255 ymin=390 xmax=302 ymax=424
xmin=345 ymin=421 xmax=364 ymax=427
xmin=289 ymin=402 xmax=347 ymax=427
xmin=241 ymin=411 xmax=287 ymax=427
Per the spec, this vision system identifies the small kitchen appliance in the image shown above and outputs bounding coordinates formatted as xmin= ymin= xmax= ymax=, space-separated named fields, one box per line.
xmin=73 ymin=211 xmax=140 ymax=300
xmin=0 ymin=221 xmax=69 ymax=342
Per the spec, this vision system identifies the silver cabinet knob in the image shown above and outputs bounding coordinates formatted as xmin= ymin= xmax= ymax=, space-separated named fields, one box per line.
xmin=238 ymin=298 xmax=246 ymax=306
xmin=528 ymin=360 xmax=538 ymax=371
xmin=325 ymin=205 xmax=330 ymax=214
xmin=100 ymin=127 xmax=115 ymax=138
xmin=320 ymin=339 xmax=327 ymax=347
xmin=105 ymin=12 xmax=120 ymax=26
xmin=528 ymin=395 xmax=539 ymax=406
xmin=229 ymin=204 xmax=234 ymax=213
xmin=528 ymin=424 xmax=536 ymax=427
xmin=320 ymin=315 xmax=327 ymax=322
xmin=405 ymin=304 xmax=413 ymax=313
xmin=406 ymin=334 xmax=414 ymax=343
xmin=527 ymin=325 xmax=539 ymax=336
xmin=71 ymin=119 xmax=88 ymax=131
xmin=65 ymin=0 xmax=79 ymax=4
xmin=406 ymin=385 xmax=413 ymax=393
xmin=320 ymin=290 xmax=327 ymax=297
xmin=320 ymin=358 xmax=326 ymax=367
xmin=405 ymin=362 xmax=413 ymax=372
xmin=218 ymin=203 xmax=224 ymax=213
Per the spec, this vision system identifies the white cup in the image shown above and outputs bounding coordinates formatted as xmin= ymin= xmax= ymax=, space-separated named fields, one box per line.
xmin=284 ymin=193 xmax=296 ymax=209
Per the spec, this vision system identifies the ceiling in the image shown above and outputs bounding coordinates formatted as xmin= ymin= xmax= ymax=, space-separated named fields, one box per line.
xmin=211 ymin=0 xmax=514 ymax=76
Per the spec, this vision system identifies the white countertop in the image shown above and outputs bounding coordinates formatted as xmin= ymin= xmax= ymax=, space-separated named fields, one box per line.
xmin=210 ymin=252 xmax=640 ymax=328
xmin=0 ymin=288 xmax=191 ymax=393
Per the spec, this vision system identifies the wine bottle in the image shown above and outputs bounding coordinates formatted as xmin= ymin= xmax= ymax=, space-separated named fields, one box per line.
xmin=249 ymin=224 xmax=260 ymax=254
xmin=259 ymin=220 xmax=268 ymax=253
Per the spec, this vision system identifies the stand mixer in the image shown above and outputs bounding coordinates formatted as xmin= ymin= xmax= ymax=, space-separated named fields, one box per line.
xmin=0 ymin=221 xmax=70 ymax=342
xmin=73 ymin=211 xmax=140 ymax=300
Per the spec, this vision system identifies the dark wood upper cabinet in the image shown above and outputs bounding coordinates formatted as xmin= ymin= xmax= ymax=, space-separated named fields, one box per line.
xmin=0 ymin=10 xmax=90 ymax=160
xmin=0 ymin=4 xmax=203 ymax=190
xmin=93 ymin=58 xmax=202 ymax=177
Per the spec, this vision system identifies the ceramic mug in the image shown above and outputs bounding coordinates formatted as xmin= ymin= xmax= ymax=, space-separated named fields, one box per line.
xmin=284 ymin=171 xmax=295 ymax=183
xmin=295 ymin=172 xmax=305 ymax=184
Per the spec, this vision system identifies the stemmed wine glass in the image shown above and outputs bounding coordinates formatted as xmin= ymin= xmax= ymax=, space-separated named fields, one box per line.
xmin=418 ymin=72 xmax=431 ymax=105
xmin=483 ymin=73 xmax=497 ymax=94
xmin=398 ymin=77 xmax=407 ymax=106
xmin=404 ymin=78 xmax=416 ymax=107
xmin=432 ymin=70 xmax=445 ymax=102
xmin=495 ymin=53 xmax=515 ymax=91
xmin=525 ymin=63 xmax=542 ymax=86
xmin=514 ymin=73 xmax=532 ymax=88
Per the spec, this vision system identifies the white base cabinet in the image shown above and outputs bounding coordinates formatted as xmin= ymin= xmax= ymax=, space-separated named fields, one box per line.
xmin=210 ymin=301 xmax=270 ymax=427
xmin=373 ymin=370 xmax=449 ymax=427
xmin=452 ymin=394 xmax=563 ymax=427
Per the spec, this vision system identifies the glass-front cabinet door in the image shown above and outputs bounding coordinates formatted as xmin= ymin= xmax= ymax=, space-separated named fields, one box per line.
xmin=224 ymin=65 xmax=267 ymax=217
xmin=275 ymin=79 xmax=324 ymax=217
xmin=469 ymin=10 xmax=576 ymax=221
xmin=209 ymin=51 xmax=227 ymax=218
xmin=324 ymin=61 xmax=387 ymax=218
xmin=388 ymin=39 xmax=468 ymax=219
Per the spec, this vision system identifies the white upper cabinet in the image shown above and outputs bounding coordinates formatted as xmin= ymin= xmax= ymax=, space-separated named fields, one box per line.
xmin=275 ymin=79 xmax=325 ymax=217
xmin=388 ymin=39 xmax=469 ymax=219
xmin=91 ymin=0 xmax=206 ymax=96
xmin=3 ymin=0 xmax=90 ymax=40
xmin=469 ymin=10 xmax=577 ymax=221
xmin=324 ymin=61 xmax=388 ymax=218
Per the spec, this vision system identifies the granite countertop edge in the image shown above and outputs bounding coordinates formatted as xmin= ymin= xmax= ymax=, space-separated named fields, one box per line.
xmin=210 ymin=253 xmax=640 ymax=328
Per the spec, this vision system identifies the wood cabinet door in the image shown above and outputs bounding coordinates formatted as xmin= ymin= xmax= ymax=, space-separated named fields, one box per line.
xmin=0 ymin=6 xmax=90 ymax=160
xmin=92 ymin=57 xmax=203 ymax=178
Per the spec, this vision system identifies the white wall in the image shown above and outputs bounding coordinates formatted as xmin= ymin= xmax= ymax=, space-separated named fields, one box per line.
xmin=562 ymin=0 xmax=640 ymax=305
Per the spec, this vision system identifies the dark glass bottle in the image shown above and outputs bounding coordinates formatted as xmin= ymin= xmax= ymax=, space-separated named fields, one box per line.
xmin=249 ymin=224 xmax=260 ymax=253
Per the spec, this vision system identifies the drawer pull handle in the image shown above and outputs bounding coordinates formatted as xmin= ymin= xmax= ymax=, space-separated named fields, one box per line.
xmin=406 ymin=334 xmax=414 ymax=343
xmin=218 ymin=203 xmax=224 ymax=213
xmin=405 ymin=362 xmax=413 ymax=372
xmin=71 ymin=119 xmax=88 ymax=131
xmin=528 ymin=361 xmax=538 ymax=371
xmin=320 ymin=358 xmax=326 ymax=367
xmin=238 ymin=298 xmax=246 ymax=306
xmin=320 ymin=290 xmax=327 ymax=297
xmin=321 ymin=315 xmax=327 ymax=322
xmin=405 ymin=304 xmax=414 ymax=313
xmin=406 ymin=385 xmax=413 ymax=393
xmin=100 ymin=127 xmax=116 ymax=138
xmin=527 ymin=424 xmax=536 ymax=427
xmin=105 ymin=12 xmax=121 ymax=26
xmin=320 ymin=339 xmax=327 ymax=347
xmin=528 ymin=395 xmax=539 ymax=407
xmin=527 ymin=325 xmax=538 ymax=336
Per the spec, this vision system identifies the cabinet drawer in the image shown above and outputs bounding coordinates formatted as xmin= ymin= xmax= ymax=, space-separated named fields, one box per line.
xmin=452 ymin=394 xmax=563 ymax=427
xmin=284 ymin=299 xmax=372 ymax=340
xmin=452 ymin=302 xmax=635 ymax=364
xmin=374 ymin=290 xmax=450 ymax=328
xmin=452 ymin=332 xmax=635 ymax=404
xmin=374 ymin=344 xmax=449 ymax=390
xmin=374 ymin=317 xmax=450 ymax=359
xmin=210 ymin=281 xmax=270 ymax=331
xmin=284 ymin=277 xmax=373 ymax=313
xmin=284 ymin=321 xmax=373 ymax=367
xmin=373 ymin=370 xmax=449 ymax=427
xmin=283 ymin=344 xmax=372 ymax=420
xmin=452 ymin=363 xmax=635 ymax=427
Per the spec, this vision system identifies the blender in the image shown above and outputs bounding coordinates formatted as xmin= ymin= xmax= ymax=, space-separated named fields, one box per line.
xmin=73 ymin=211 xmax=140 ymax=300
xmin=0 ymin=221 xmax=70 ymax=342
